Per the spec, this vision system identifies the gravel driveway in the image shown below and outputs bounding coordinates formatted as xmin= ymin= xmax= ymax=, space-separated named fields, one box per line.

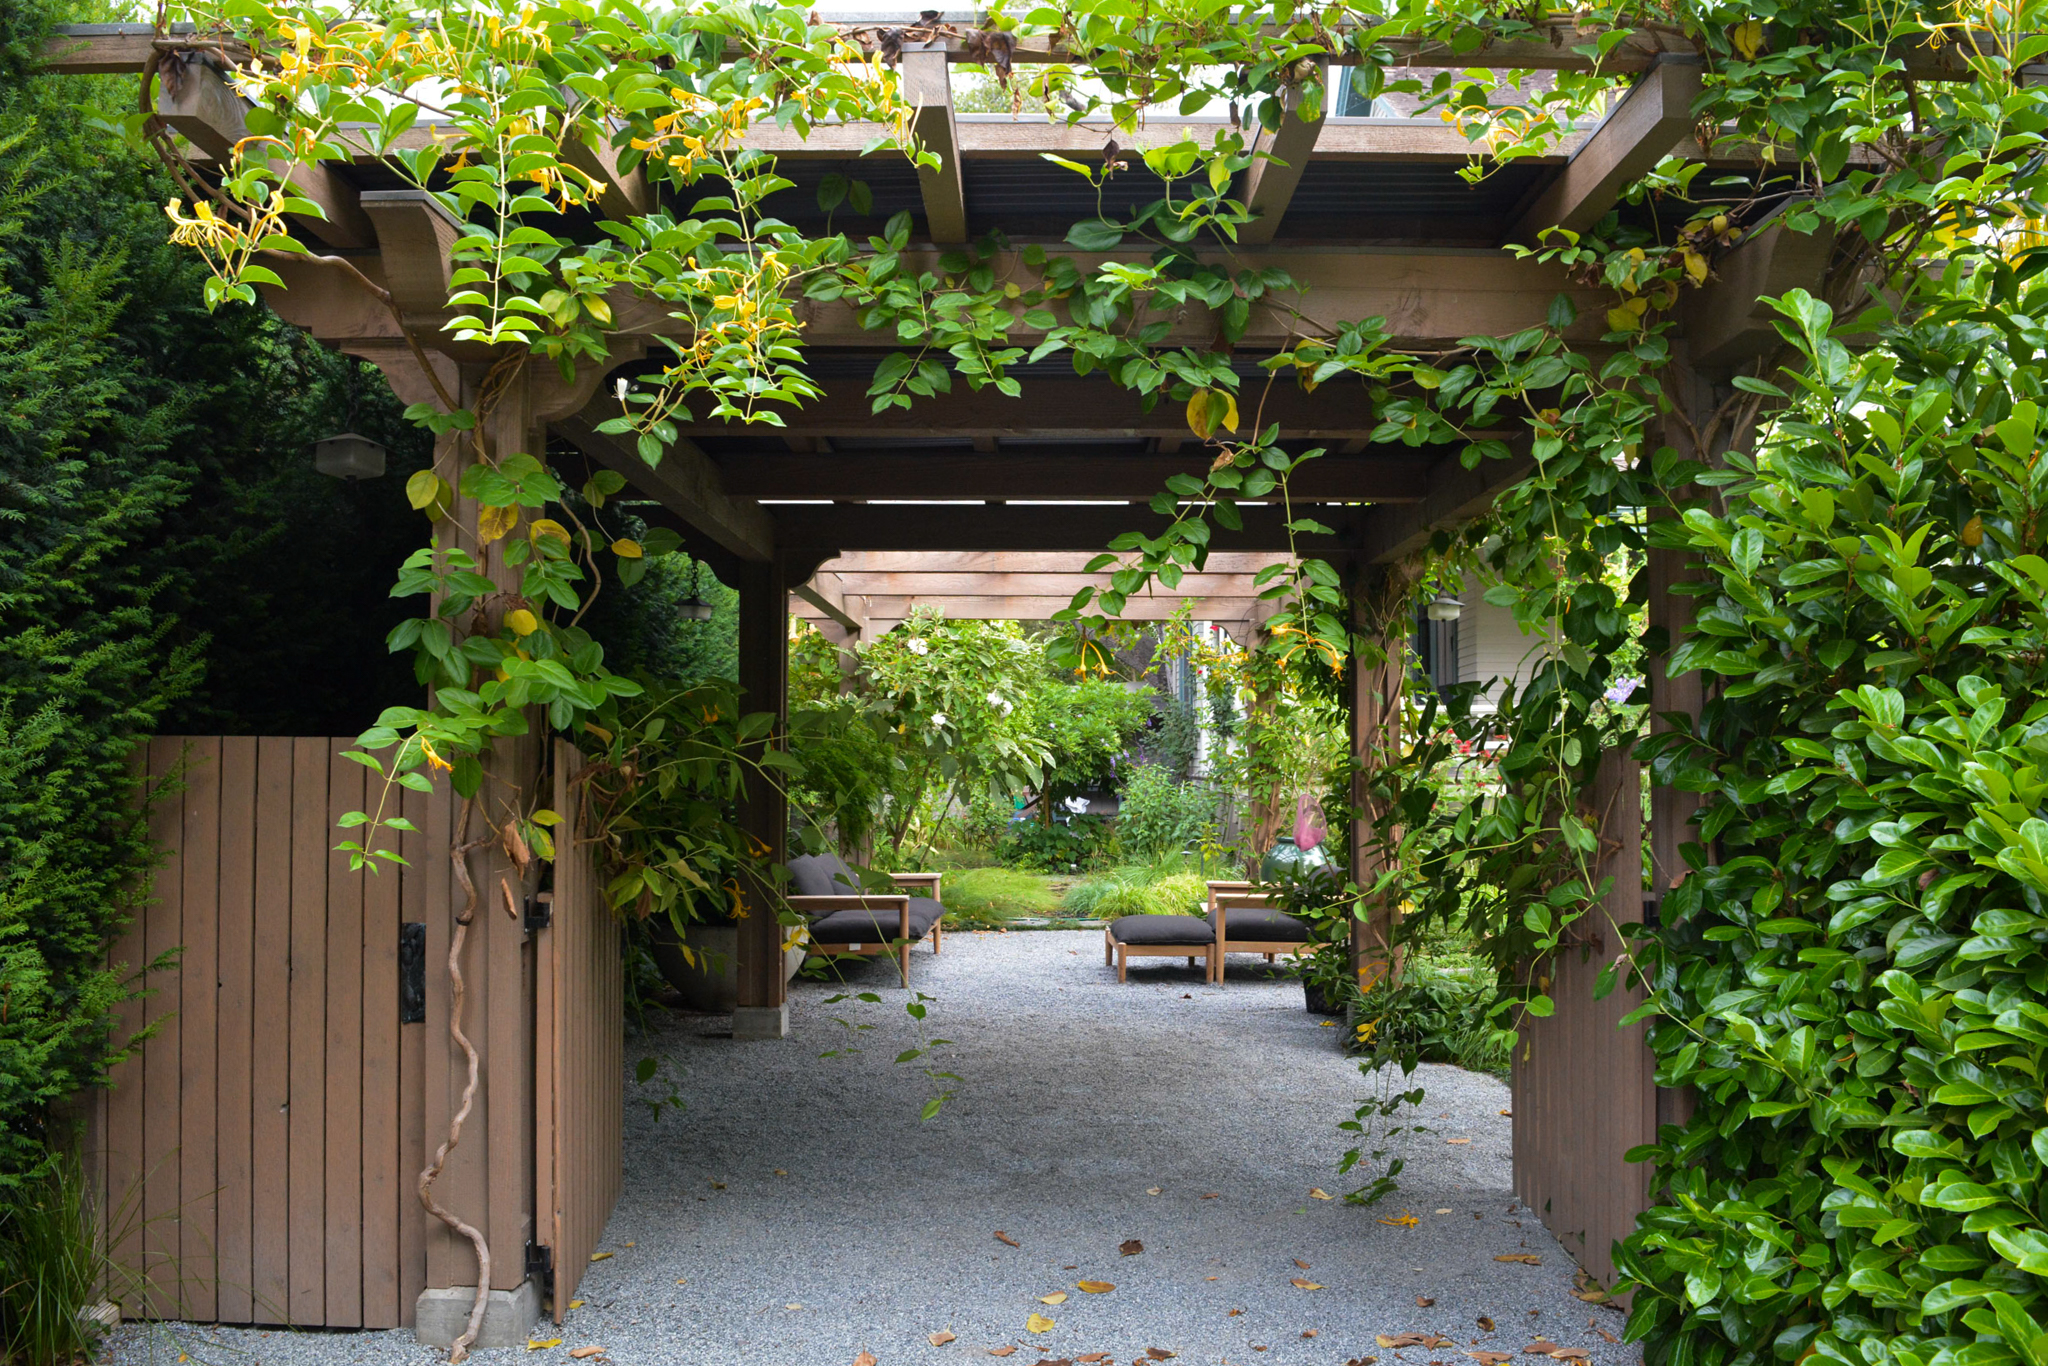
xmin=111 ymin=929 xmax=1639 ymax=1366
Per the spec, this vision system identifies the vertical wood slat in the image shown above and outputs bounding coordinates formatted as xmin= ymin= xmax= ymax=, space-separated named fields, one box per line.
xmin=422 ymin=775 xmax=456 ymax=1289
xmin=486 ymin=740 xmax=532 ymax=1288
xmin=250 ymin=738 xmax=295 ymax=1321
xmin=397 ymin=781 xmax=431 ymax=1326
xmin=324 ymin=748 xmax=365 ymax=1327
xmin=215 ymin=737 xmax=258 ymax=1323
xmin=177 ymin=738 xmax=222 ymax=1321
xmin=1511 ymin=748 xmax=1654 ymax=1290
xmin=361 ymin=773 xmax=404 ymax=1329
xmin=141 ymin=738 xmax=184 ymax=1319
xmin=104 ymin=748 xmax=152 ymax=1313
xmin=287 ymin=738 xmax=329 ymax=1325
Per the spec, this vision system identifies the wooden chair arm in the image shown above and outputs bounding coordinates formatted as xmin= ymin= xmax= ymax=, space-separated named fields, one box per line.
xmin=786 ymin=894 xmax=912 ymax=913
xmin=888 ymin=871 xmax=943 ymax=898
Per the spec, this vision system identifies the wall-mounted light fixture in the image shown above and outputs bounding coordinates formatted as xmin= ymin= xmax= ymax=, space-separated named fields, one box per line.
xmin=1425 ymin=592 xmax=1464 ymax=622
xmin=312 ymin=432 xmax=387 ymax=480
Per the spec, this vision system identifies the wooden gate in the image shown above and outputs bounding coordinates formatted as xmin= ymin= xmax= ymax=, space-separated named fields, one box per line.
xmin=94 ymin=737 xmax=452 ymax=1326
xmin=533 ymin=741 xmax=624 ymax=1321
xmin=1510 ymin=749 xmax=1658 ymax=1289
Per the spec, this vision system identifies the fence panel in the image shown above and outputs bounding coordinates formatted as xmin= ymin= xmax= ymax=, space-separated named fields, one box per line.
xmin=1510 ymin=748 xmax=1657 ymax=1289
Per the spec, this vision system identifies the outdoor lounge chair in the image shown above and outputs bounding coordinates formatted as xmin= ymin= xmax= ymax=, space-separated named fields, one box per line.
xmin=1205 ymin=881 xmax=1312 ymax=982
xmin=1104 ymin=914 xmax=1217 ymax=983
xmin=785 ymin=852 xmax=944 ymax=984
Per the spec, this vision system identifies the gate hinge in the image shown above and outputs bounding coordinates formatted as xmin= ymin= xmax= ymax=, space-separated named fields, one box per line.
xmin=524 ymin=890 xmax=553 ymax=933
xmin=526 ymin=1239 xmax=554 ymax=1297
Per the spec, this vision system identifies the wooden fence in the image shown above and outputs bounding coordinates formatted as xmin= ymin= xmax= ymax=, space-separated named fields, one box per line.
xmin=92 ymin=736 xmax=624 ymax=1330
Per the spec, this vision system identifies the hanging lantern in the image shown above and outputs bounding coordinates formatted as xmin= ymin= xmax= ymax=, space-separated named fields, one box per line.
xmin=1425 ymin=592 xmax=1463 ymax=622
xmin=678 ymin=561 xmax=714 ymax=621
xmin=313 ymin=432 xmax=387 ymax=480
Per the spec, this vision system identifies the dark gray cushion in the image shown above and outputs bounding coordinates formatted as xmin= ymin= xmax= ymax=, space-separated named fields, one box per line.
xmin=1224 ymin=907 xmax=1311 ymax=943
xmin=789 ymin=852 xmax=861 ymax=899
xmin=809 ymin=897 xmax=943 ymax=944
xmin=1108 ymin=914 xmax=1215 ymax=947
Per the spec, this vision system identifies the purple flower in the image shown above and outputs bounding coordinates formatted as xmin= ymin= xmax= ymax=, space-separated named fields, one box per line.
xmin=1604 ymin=677 xmax=1641 ymax=704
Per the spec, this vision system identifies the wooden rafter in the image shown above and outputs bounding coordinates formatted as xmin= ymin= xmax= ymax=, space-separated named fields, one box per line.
xmin=554 ymin=404 xmax=777 ymax=564
xmin=713 ymin=450 xmax=1431 ymax=501
xmin=1508 ymin=57 xmax=1704 ymax=247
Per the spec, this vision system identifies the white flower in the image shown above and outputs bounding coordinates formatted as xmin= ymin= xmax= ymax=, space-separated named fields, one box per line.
xmin=987 ymin=691 xmax=1007 ymax=707
xmin=905 ymin=637 xmax=929 ymax=655
xmin=930 ymin=712 xmax=948 ymax=728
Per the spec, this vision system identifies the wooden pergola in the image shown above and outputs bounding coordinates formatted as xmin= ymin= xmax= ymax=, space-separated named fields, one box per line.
xmin=40 ymin=14 xmax=1868 ymax=1343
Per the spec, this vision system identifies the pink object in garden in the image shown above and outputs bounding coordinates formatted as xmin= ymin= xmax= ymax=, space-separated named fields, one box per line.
xmin=1294 ymin=795 xmax=1326 ymax=852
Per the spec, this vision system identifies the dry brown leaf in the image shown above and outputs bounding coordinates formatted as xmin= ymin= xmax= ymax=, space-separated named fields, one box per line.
xmin=1523 ymin=1343 xmax=1559 ymax=1356
xmin=1570 ymin=1272 xmax=1611 ymax=1304
xmin=1594 ymin=1328 xmax=1619 ymax=1345
xmin=1308 ymin=1188 xmax=1334 ymax=1201
xmin=1466 ymin=1354 xmax=1512 ymax=1365
xmin=1494 ymin=1254 xmax=1542 ymax=1265
xmin=931 ymin=1331 xmax=957 ymax=1346
xmin=1417 ymin=1296 xmax=1436 ymax=1307
xmin=1477 ymin=1317 xmax=1496 ymax=1333
xmin=1302 ymin=1331 xmax=1318 ymax=1338
xmin=855 ymin=1354 xmax=878 ymax=1366
xmin=1031 ymin=1359 xmax=1073 ymax=1366
xmin=1145 ymin=1352 xmax=1176 ymax=1362
xmin=1549 ymin=1351 xmax=1591 ymax=1361
xmin=568 ymin=1349 xmax=605 ymax=1361
xmin=1293 ymin=1259 xmax=1310 ymax=1270
xmin=1379 ymin=1335 xmax=1428 ymax=1349
xmin=1202 ymin=1193 xmax=1220 ymax=1199
xmin=1146 ymin=1187 xmax=1163 ymax=1195
xmin=988 ymin=1350 xmax=1017 ymax=1358
xmin=1446 ymin=1138 xmax=1472 ymax=1145
xmin=1077 ymin=1281 xmax=1115 ymax=1294
xmin=1120 ymin=1239 xmax=1144 ymax=1256
xmin=1039 ymin=1293 xmax=1068 ymax=1305
xmin=995 ymin=1231 xmax=1021 ymax=1248
xmin=1291 ymin=1278 xmax=1323 ymax=1290
xmin=1228 ymin=1309 xmax=1244 ymax=1317
xmin=1078 ymin=1356 xmax=1111 ymax=1363
xmin=1026 ymin=1313 xmax=1055 ymax=1333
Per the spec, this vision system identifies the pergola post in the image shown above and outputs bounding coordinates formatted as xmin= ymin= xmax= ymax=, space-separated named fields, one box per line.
xmin=732 ymin=556 xmax=791 ymax=1040
xmin=1350 ymin=567 xmax=1410 ymax=992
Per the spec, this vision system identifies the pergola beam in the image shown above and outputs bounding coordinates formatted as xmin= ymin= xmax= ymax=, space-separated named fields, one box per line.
xmin=554 ymin=403 xmax=776 ymax=564
xmin=1509 ymin=57 xmax=1704 ymax=246
xmin=1681 ymin=219 xmax=1840 ymax=372
xmin=791 ymin=571 xmax=865 ymax=634
xmin=901 ymin=47 xmax=968 ymax=244
xmin=800 ymin=571 xmax=1266 ymax=597
xmin=771 ymin=502 xmax=1361 ymax=554
xmin=1237 ymin=75 xmax=1327 ymax=246
xmin=714 ymin=450 xmax=1428 ymax=500
xmin=795 ymin=593 xmax=1265 ymax=621
xmin=1357 ymin=447 xmax=1536 ymax=565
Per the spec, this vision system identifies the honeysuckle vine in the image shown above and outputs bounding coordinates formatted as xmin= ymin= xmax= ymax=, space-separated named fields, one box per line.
xmin=141 ymin=0 xmax=2048 ymax=1360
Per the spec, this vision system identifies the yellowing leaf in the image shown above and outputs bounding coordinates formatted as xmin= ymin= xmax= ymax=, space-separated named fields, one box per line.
xmin=583 ymin=294 xmax=613 ymax=325
xmin=1683 ymin=249 xmax=1709 ymax=286
xmin=1963 ymin=515 xmax=1985 ymax=546
xmin=478 ymin=503 xmax=520 ymax=544
xmin=929 ymin=1331 xmax=957 ymax=1346
xmin=1605 ymin=307 xmax=1641 ymax=334
xmin=405 ymin=469 xmax=445 ymax=512
xmin=611 ymin=538 xmax=644 ymax=558
xmin=1495 ymin=1253 xmax=1543 ymax=1265
xmin=1077 ymin=1280 xmax=1115 ymax=1293
xmin=1379 ymin=1211 xmax=1420 ymax=1228
xmin=1186 ymin=388 xmax=1217 ymax=439
xmin=588 ymin=1251 xmax=612 ymax=1262
xmin=529 ymin=518 xmax=572 ymax=545
xmin=1308 ymin=1188 xmax=1333 ymax=1201
xmin=1291 ymin=1278 xmax=1322 ymax=1290
xmin=1732 ymin=19 xmax=1763 ymax=58
xmin=506 ymin=609 xmax=540 ymax=637
xmin=1219 ymin=392 xmax=1239 ymax=434
xmin=1039 ymin=1292 xmax=1067 ymax=1304
xmin=527 ymin=1339 xmax=563 ymax=1351
xmin=1026 ymin=1312 xmax=1055 ymax=1332
xmin=568 ymin=1300 xmax=584 ymax=1309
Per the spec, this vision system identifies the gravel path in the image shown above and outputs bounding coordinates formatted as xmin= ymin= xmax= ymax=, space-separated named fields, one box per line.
xmin=111 ymin=930 xmax=1638 ymax=1366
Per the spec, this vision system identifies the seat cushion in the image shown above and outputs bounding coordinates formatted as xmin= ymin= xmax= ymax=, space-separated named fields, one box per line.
xmin=1109 ymin=914 xmax=1215 ymax=947
xmin=1223 ymin=906 xmax=1312 ymax=943
xmin=789 ymin=852 xmax=860 ymax=899
xmin=809 ymin=897 xmax=942 ymax=945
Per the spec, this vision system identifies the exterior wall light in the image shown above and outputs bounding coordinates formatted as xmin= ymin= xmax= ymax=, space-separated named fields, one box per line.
xmin=1426 ymin=592 xmax=1464 ymax=622
xmin=313 ymin=432 xmax=387 ymax=480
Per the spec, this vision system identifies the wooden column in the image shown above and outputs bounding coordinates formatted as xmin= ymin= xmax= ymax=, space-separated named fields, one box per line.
xmin=733 ymin=556 xmax=791 ymax=1039
xmin=1350 ymin=568 xmax=1410 ymax=990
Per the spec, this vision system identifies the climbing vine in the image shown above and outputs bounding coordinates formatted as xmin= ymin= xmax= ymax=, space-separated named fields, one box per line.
xmin=140 ymin=0 xmax=2048 ymax=1360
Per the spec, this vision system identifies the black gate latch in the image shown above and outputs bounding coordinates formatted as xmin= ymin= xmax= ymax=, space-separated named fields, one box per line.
xmin=523 ymin=890 xmax=554 ymax=933
xmin=526 ymin=1239 xmax=555 ymax=1297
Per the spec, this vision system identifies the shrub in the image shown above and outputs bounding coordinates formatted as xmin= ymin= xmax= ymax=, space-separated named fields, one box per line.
xmin=1062 ymin=867 xmax=1207 ymax=919
xmin=1114 ymin=763 xmax=1217 ymax=861
xmin=998 ymin=814 xmax=1106 ymax=871
xmin=1352 ymin=953 xmax=1514 ymax=1078
xmin=936 ymin=867 xmax=1061 ymax=928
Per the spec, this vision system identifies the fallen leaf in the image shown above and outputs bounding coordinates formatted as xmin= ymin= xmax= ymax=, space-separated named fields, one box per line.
xmin=568 ymin=1300 xmax=585 ymax=1309
xmin=1523 ymin=1343 xmax=1559 ymax=1356
xmin=1202 ymin=1193 xmax=1220 ymax=1200
xmin=1417 ymin=1296 xmax=1436 ymax=1307
xmin=569 ymin=1350 xmax=604 ymax=1361
xmin=1120 ymin=1239 xmax=1144 ymax=1256
xmin=1302 ymin=1331 xmax=1318 ymax=1339
xmin=1291 ymin=1278 xmax=1323 ymax=1290
xmin=1570 ymin=1272 xmax=1612 ymax=1304
xmin=995 ymin=1231 xmax=1021 ymax=1248
xmin=1378 ymin=1212 xmax=1420 ymax=1228
xmin=1253 ymin=1347 xmax=1268 ymax=1352
xmin=1027 ymin=1314 xmax=1055 ymax=1334
xmin=774 ymin=1169 xmax=788 ymax=1176
xmin=527 ymin=1341 xmax=563 ymax=1352
xmin=1079 ymin=1356 xmax=1111 ymax=1363
xmin=855 ymin=1354 xmax=879 ymax=1366
xmin=1435 ymin=1209 xmax=1453 ymax=1215
xmin=1146 ymin=1187 xmax=1163 ymax=1196
xmin=1146 ymin=1353 xmax=1176 ymax=1362
xmin=1594 ymin=1328 xmax=1618 ymax=1345
xmin=1495 ymin=1255 xmax=1542 ymax=1265
xmin=1229 ymin=1309 xmax=1244 ymax=1316
xmin=1205 ymin=1277 xmax=1218 ymax=1281
xmin=1078 ymin=1281 xmax=1115 ymax=1294
xmin=1446 ymin=1138 xmax=1472 ymax=1145
xmin=673 ymin=1280 xmax=686 ymax=1287
xmin=1039 ymin=1293 xmax=1068 ymax=1305
xmin=1499 ymin=1110 xmax=1511 ymax=1117
xmin=1308 ymin=1187 xmax=1334 ymax=1200
xmin=1466 ymin=1354 xmax=1512 ymax=1365
xmin=988 ymin=1350 xmax=1017 ymax=1358
xmin=787 ymin=1304 xmax=802 ymax=1311
xmin=1477 ymin=1317 xmax=1496 ymax=1333
xmin=1380 ymin=1336 xmax=1428 ymax=1349
xmin=1294 ymin=1259 xmax=1310 ymax=1270
xmin=623 ymin=1242 xmax=636 ymax=1248
xmin=931 ymin=1331 xmax=958 ymax=1346
xmin=1549 ymin=1351 xmax=1591 ymax=1362
xmin=588 ymin=1252 xmax=612 ymax=1262
xmin=710 ymin=1182 xmax=726 ymax=1190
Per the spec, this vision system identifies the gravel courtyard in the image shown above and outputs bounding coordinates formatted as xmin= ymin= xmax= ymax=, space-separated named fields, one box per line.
xmin=112 ymin=929 xmax=1637 ymax=1366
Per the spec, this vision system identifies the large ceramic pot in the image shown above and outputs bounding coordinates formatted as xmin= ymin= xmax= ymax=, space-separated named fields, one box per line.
xmin=1259 ymin=834 xmax=1334 ymax=884
xmin=647 ymin=920 xmax=805 ymax=1012
xmin=1302 ymin=978 xmax=1345 ymax=1017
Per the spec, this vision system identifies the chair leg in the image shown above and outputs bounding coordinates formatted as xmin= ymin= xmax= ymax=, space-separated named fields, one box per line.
xmin=933 ymin=921 xmax=942 ymax=954
xmin=1265 ymin=952 xmax=1275 ymax=963
xmin=1118 ymin=946 xmax=1127 ymax=983
xmin=1105 ymin=930 xmax=1114 ymax=966
xmin=897 ymin=941 xmax=911 ymax=986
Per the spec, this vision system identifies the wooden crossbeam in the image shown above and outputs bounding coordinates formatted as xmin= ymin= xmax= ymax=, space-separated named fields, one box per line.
xmin=823 ymin=550 xmax=1279 ymax=573
xmin=561 ymin=126 xmax=654 ymax=221
xmin=358 ymin=191 xmax=459 ymax=317
xmin=712 ymin=450 xmax=1429 ymax=500
xmin=791 ymin=571 xmax=865 ymax=633
xmin=553 ymin=403 xmax=776 ymax=564
xmin=1680 ymin=219 xmax=1838 ymax=371
xmin=901 ymin=47 xmax=968 ymax=244
xmin=811 ymin=570 xmax=1264 ymax=597
xmin=43 ymin=21 xmax=1998 ymax=81
xmin=1509 ymin=57 xmax=1703 ymax=246
xmin=1356 ymin=446 xmax=1536 ymax=565
xmin=1237 ymin=72 xmax=1327 ymax=246
xmin=796 ymin=593 xmax=1263 ymax=621
xmin=771 ymin=502 xmax=1360 ymax=554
